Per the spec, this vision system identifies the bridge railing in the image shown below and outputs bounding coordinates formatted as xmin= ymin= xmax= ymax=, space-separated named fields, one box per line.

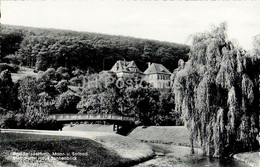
xmin=49 ymin=114 xmax=135 ymax=122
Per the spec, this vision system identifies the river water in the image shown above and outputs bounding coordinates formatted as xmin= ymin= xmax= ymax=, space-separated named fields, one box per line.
xmin=134 ymin=144 xmax=250 ymax=167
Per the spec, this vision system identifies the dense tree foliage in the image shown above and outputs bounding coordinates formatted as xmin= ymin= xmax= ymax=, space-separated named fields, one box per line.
xmin=1 ymin=24 xmax=189 ymax=72
xmin=77 ymin=72 xmax=180 ymax=125
xmin=122 ymin=87 xmax=160 ymax=125
xmin=0 ymin=28 xmax=23 ymax=63
xmin=173 ymin=23 xmax=259 ymax=157
xmin=0 ymin=24 xmax=188 ymax=128
xmin=77 ymin=72 xmax=121 ymax=114
xmin=16 ymin=76 xmax=55 ymax=128
xmin=252 ymin=35 xmax=260 ymax=57
xmin=0 ymin=63 xmax=20 ymax=73
xmin=55 ymin=90 xmax=80 ymax=114
xmin=0 ymin=66 xmax=77 ymax=129
xmin=1 ymin=65 xmax=179 ymax=127
xmin=157 ymin=89 xmax=182 ymax=126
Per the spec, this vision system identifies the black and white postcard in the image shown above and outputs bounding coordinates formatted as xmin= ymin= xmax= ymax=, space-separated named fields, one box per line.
xmin=0 ymin=0 xmax=259 ymax=167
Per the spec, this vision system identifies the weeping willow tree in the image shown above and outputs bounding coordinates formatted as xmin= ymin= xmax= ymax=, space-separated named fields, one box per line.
xmin=173 ymin=22 xmax=259 ymax=158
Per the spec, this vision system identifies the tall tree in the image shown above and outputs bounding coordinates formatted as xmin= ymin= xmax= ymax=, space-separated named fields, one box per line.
xmin=0 ymin=70 xmax=19 ymax=110
xmin=173 ymin=22 xmax=259 ymax=157
xmin=0 ymin=31 xmax=23 ymax=63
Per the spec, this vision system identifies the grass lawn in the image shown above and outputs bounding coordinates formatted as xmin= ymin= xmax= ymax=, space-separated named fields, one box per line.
xmin=63 ymin=124 xmax=114 ymax=133
xmin=94 ymin=134 xmax=154 ymax=161
xmin=0 ymin=155 xmax=17 ymax=167
xmin=11 ymin=66 xmax=38 ymax=82
xmin=233 ymin=151 xmax=260 ymax=167
xmin=128 ymin=126 xmax=194 ymax=147
xmin=0 ymin=132 xmax=137 ymax=167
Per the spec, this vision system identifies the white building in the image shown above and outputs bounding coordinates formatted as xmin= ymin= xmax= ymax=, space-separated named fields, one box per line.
xmin=144 ymin=62 xmax=172 ymax=88
xmin=110 ymin=60 xmax=144 ymax=78
xmin=109 ymin=60 xmax=172 ymax=88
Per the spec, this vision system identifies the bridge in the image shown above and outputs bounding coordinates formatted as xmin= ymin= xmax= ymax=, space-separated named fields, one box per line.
xmin=50 ymin=114 xmax=135 ymax=122
xmin=49 ymin=114 xmax=136 ymax=135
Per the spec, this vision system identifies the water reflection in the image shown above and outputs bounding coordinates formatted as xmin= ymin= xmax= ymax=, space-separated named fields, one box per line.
xmin=176 ymin=155 xmax=250 ymax=167
xmin=135 ymin=144 xmax=249 ymax=167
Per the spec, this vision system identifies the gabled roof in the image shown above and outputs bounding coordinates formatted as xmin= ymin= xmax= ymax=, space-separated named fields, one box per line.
xmin=111 ymin=60 xmax=142 ymax=73
xmin=128 ymin=61 xmax=136 ymax=67
xmin=144 ymin=63 xmax=171 ymax=75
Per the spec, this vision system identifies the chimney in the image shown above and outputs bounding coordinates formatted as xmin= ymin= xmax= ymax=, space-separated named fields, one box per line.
xmin=148 ymin=62 xmax=151 ymax=67
xmin=124 ymin=59 xmax=126 ymax=66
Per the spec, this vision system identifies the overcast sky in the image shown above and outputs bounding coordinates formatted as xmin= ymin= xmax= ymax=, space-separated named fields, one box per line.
xmin=2 ymin=0 xmax=260 ymax=50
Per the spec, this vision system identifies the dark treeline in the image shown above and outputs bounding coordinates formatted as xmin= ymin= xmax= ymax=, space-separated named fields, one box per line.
xmin=1 ymin=24 xmax=189 ymax=72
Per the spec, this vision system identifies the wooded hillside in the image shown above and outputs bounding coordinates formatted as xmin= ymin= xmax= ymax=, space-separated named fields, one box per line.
xmin=1 ymin=24 xmax=190 ymax=72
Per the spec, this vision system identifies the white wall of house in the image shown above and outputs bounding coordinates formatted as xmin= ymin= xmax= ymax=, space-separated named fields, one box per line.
xmin=116 ymin=72 xmax=144 ymax=78
xmin=116 ymin=72 xmax=124 ymax=78
xmin=145 ymin=73 xmax=171 ymax=88
xmin=111 ymin=61 xmax=172 ymax=88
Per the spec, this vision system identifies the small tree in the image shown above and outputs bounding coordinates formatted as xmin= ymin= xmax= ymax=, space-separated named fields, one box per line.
xmin=55 ymin=80 xmax=69 ymax=93
xmin=56 ymin=66 xmax=70 ymax=81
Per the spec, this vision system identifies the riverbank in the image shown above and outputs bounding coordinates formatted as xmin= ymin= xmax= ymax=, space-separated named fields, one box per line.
xmin=129 ymin=126 xmax=252 ymax=167
xmin=134 ymin=143 xmax=202 ymax=167
xmin=233 ymin=151 xmax=259 ymax=167
xmin=129 ymin=126 xmax=197 ymax=147
xmin=135 ymin=143 xmax=251 ymax=167
xmin=0 ymin=129 xmax=154 ymax=167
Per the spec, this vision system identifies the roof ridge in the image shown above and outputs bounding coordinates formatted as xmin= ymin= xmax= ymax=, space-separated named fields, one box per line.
xmin=144 ymin=62 xmax=171 ymax=74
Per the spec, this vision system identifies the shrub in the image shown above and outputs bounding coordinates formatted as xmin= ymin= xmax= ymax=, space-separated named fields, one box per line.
xmin=38 ymin=68 xmax=56 ymax=82
xmin=55 ymin=90 xmax=81 ymax=114
xmin=72 ymin=68 xmax=84 ymax=77
xmin=69 ymin=75 xmax=85 ymax=86
xmin=55 ymin=80 xmax=69 ymax=93
xmin=0 ymin=111 xmax=61 ymax=130
xmin=56 ymin=66 xmax=68 ymax=74
xmin=0 ymin=63 xmax=19 ymax=73
xmin=3 ymin=54 xmax=22 ymax=65
xmin=0 ymin=111 xmax=17 ymax=128
xmin=56 ymin=66 xmax=70 ymax=81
